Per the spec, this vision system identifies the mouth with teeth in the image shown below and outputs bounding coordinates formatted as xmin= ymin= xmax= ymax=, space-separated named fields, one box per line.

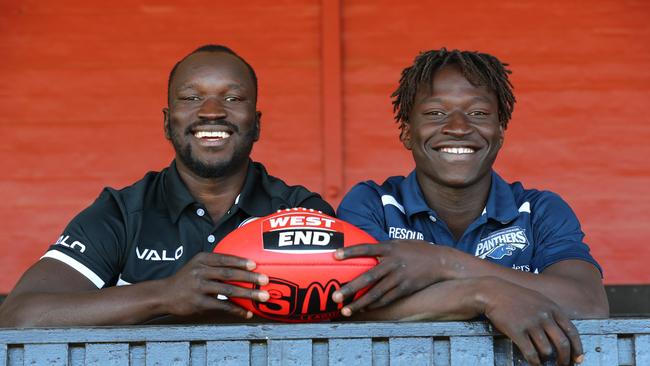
xmin=437 ymin=146 xmax=476 ymax=154
xmin=193 ymin=130 xmax=232 ymax=140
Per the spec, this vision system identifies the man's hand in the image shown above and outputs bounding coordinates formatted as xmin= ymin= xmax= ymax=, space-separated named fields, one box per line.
xmin=478 ymin=277 xmax=584 ymax=366
xmin=331 ymin=240 xmax=450 ymax=315
xmin=160 ymin=252 xmax=270 ymax=319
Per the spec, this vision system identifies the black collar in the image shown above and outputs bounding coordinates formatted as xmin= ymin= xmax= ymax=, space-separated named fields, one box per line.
xmin=164 ymin=160 xmax=273 ymax=223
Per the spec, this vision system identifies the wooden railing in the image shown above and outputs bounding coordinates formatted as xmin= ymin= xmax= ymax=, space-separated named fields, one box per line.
xmin=0 ymin=319 xmax=648 ymax=365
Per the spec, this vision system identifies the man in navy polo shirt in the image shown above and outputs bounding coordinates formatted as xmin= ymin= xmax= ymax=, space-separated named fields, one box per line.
xmin=333 ymin=49 xmax=608 ymax=366
xmin=0 ymin=45 xmax=333 ymax=326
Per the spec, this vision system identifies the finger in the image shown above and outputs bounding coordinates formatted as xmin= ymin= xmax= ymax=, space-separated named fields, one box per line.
xmin=335 ymin=243 xmax=390 ymax=260
xmin=543 ymin=321 xmax=571 ymax=366
xmin=198 ymin=296 xmax=253 ymax=319
xmin=554 ymin=311 xmax=583 ymax=364
xmin=366 ymin=280 xmax=407 ymax=310
xmin=513 ymin=334 xmax=542 ymax=366
xmin=332 ymin=263 xmax=391 ymax=303
xmin=528 ymin=327 xmax=556 ymax=363
xmin=197 ymin=252 xmax=257 ymax=271
xmin=200 ymin=280 xmax=270 ymax=302
xmin=199 ymin=265 xmax=269 ymax=286
xmin=341 ymin=277 xmax=399 ymax=315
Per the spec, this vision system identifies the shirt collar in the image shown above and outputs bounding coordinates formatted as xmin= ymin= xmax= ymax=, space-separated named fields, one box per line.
xmin=164 ymin=159 xmax=269 ymax=223
xmin=164 ymin=160 xmax=197 ymax=223
xmin=400 ymin=170 xmax=432 ymax=218
xmin=398 ymin=169 xmax=520 ymax=224
xmin=482 ymin=170 xmax=519 ymax=224
xmin=236 ymin=161 xmax=274 ymax=217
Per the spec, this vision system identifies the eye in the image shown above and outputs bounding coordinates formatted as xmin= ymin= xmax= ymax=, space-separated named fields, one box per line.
xmin=424 ymin=110 xmax=446 ymax=118
xmin=225 ymin=96 xmax=242 ymax=102
xmin=467 ymin=110 xmax=489 ymax=117
xmin=180 ymin=95 xmax=201 ymax=101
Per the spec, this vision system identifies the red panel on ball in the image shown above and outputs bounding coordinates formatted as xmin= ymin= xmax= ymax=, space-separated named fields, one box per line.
xmin=214 ymin=208 xmax=378 ymax=322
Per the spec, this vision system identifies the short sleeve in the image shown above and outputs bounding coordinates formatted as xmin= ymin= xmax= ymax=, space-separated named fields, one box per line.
xmin=529 ymin=192 xmax=602 ymax=275
xmin=337 ymin=183 xmax=390 ymax=241
xmin=42 ymin=189 xmax=127 ymax=288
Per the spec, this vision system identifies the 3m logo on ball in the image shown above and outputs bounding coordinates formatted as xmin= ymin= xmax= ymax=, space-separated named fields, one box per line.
xmin=262 ymin=212 xmax=344 ymax=253
xmin=253 ymin=277 xmax=351 ymax=322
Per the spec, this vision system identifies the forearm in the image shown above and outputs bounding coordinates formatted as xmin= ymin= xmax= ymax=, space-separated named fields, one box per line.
xmin=438 ymin=248 xmax=608 ymax=318
xmin=352 ymin=278 xmax=483 ymax=321
xmin=0 ymin=280 xmax=168 ymax=327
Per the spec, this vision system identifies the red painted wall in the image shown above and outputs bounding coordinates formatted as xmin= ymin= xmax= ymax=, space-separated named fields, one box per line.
xmin=1 ymin=0 xmax=648 ymax=292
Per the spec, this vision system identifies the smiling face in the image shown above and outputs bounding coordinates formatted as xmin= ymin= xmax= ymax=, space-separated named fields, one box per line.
xmin=402 ymin=65 xmax=504 ymax=188
xmin=164 ymin=51 xmax=260 ymax=178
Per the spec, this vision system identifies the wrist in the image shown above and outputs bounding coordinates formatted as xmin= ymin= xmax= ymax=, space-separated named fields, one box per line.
xmin=469 ymin=277 xmax=500 ymax=315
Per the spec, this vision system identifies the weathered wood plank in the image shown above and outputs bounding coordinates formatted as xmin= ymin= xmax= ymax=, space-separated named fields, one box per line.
xmin=617 ymin=336 xmax=634 ymax=366
xmin=129 ymin=343 xmax=145 ymax=366
xmin=0 ymin=344 xmax=6 ymax=366
xmin=250 ymin=341 xmax=267 ymax=366
xmin=7 ymin=346 xmax=23 ymax=366
xmin=433 ymin=339 xmax=450 ymax=366
xmin=145 ymin=341 xmax=190 ymax=366
xmin=634 ymin=334 xmax=650 ymax=366
xmin=580 ymin=334 xmax=618 ymax=366
xmin=389 ymin=337 xmax=433 ymax=366
xmin=1 ymin=319 xmax=649 ymax=344
xmin=69 ymin=345 xmax=85 ymax=366
xmin=24 ymin=343 xmax=68 ymax=366
xmin=329 ymin=338 xmax=372 ymax=365
xmin=450 ymin=336 xmax=494 ymax=366
xmin=190 ymin=342 xmax=206 ymax=366
xmin=372 ymin=339 xmax=389 ymax=366
xmin=84 ymin=343 xmax=128 ymax=366
xmin=267 ymin=339 xmax=312 ymax=366
xmin=206 ymin=341 xmax=249 ymax=366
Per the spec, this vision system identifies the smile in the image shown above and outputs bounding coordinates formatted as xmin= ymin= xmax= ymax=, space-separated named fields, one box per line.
xmin=438 ymin=147 xmax=476 ymax=154
xmin=193 ymin=131 xmax=231 ymax=140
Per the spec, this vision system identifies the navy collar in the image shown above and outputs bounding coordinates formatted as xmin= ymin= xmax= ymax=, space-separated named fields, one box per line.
xmin=399 ymin=170 xmax=520 ymax=224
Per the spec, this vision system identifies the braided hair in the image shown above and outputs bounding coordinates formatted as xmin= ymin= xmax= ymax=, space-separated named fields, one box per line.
xmin=391 ymin=48 xmax=515 ymax=138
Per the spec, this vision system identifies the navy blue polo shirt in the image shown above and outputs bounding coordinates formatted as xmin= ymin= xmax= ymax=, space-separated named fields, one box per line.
xmin=337 ymin=170 xmax=601 ymax=274
xmin=43 ymin=160 xmax=334 ymax=288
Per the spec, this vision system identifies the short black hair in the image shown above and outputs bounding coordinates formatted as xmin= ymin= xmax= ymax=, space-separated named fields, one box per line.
xmin=391 ymin=48 xmax=515 ymax=136
xmin=167 ymin=44 xmax=258 ymax=103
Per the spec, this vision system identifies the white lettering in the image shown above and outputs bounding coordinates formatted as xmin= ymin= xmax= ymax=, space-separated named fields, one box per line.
xmin=136 ymin=247 xmax=148 ymax=259
xmin=289 ymin=216 xmax=305 ymax=226
xmin=136 ymin=245 xmax=184 ymax=261
xmin=70 ymin=240 xmax=86 ymax=253
xmin=312 ymin=232 xmax=331 ymax=245
xmin=278 ymin=232 xmax=293 ymax=246
xmin=269 ymin=217 xmax=290 ymax=229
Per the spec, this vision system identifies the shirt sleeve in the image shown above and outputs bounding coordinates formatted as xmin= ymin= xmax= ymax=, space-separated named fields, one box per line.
xmin=529 ymin=192 xmax=603 ymax=275
xmin=337 ymin=183 xmax=390 ymax=241
xmin=42 ymin=189 xmax=127 ymax=288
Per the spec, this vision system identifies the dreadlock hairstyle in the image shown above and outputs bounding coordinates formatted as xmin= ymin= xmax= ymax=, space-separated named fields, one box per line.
xmin=391 ymin=48 xmax=516 ymax=139
xmin=167 ymin=44 xmax=258 ymax=103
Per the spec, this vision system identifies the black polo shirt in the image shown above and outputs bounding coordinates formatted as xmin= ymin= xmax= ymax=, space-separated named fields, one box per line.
xmin=43 ymin=160 xmax=334 ymax=288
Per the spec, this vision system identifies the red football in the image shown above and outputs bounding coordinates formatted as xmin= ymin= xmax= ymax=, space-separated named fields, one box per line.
xmin=213 ymin=208 xmax=378 ymax=322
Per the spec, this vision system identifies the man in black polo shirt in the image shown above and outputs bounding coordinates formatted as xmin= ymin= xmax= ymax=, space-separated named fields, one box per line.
xmin=0 ymin=45 xmax=334 ymax=326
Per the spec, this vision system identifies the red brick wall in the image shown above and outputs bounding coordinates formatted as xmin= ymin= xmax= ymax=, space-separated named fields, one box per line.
xmin=1 ymin=0 xmax=648 ymax=291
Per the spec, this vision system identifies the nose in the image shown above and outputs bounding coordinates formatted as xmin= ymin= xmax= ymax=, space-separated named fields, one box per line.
xmin=441 ymin=110 xmax=473 ymax=137
xmin=198 ymin=97 xmax=227 ymax=120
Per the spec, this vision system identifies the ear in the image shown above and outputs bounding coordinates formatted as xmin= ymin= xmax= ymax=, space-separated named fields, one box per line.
xmin=253 ymin=111 xmax=262 ymax=141
xmin=400 ymin=122 xmax=413 ymax=150
xmin=163 ymin=107 xmax=171 ymax=140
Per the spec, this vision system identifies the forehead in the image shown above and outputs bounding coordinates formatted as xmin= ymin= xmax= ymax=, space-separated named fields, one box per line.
xmin=170 ymin=52 xmax=255 ymax=93
xmin=418 ymin=65 xmax=496 ymax=102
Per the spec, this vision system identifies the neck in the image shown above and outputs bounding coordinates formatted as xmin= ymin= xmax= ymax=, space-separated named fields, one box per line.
xmin=416 ymin=171 xmax=492 ymax=241
xmin=175 ymin=158 xmax=249 ymax=222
